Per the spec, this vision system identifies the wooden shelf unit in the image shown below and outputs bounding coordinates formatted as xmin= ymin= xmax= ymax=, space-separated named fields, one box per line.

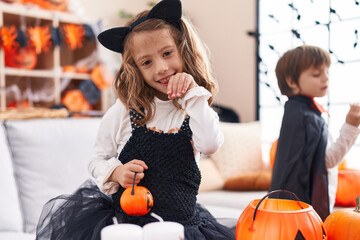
xmin=0 ymin=2 xmax=107 ymax=112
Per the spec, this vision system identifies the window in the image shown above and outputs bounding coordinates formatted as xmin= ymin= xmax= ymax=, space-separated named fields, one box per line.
xmin=258 ymin=0 xmax=360 ymax=169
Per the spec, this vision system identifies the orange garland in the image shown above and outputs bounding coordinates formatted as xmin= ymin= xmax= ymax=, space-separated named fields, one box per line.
xmin=27 ymin=26 xmax=52 ymax=54
xmin=0 ymin=25 xmax=19 ymax=52
xmin=62 ymin=24 xmax=85 ymax=50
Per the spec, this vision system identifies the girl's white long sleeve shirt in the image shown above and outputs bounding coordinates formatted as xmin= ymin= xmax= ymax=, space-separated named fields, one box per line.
xmin=88 ymin=86 xmax=223 ymax=195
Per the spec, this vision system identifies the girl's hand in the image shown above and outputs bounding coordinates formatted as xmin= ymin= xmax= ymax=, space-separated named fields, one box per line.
xmin=167 ymin=73 xmax=198 ymax=99
xmin=346 ymin=103 xmax=360 ymax=127
xmin=109 ymin=159 xmax=148 ymax=188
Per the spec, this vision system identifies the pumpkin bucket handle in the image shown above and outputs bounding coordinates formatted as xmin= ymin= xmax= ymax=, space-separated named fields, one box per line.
xmin=253 ymin=190 xmax=303 ymax=221
xmin=131 ymin=172 xmax=137 ymax=195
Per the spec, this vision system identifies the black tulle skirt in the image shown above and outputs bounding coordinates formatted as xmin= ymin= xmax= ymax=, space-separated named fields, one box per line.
xmin=36 ymin=180 xmax=235 ymax=240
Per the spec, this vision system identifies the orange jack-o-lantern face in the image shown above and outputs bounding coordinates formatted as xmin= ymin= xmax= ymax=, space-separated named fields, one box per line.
xmin=120 ymin=172 xmax=154 ymax=216
xmin=4 ymin=47 xmax=37 ymax=69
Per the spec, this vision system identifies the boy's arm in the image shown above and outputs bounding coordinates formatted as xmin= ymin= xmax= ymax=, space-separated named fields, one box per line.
xmin=326 ymin=104 xmax=360 ymax=168
xmin=325 ymin=123 xmax=360 ymax=168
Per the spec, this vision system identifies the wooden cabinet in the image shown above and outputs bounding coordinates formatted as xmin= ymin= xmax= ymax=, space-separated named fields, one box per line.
xmin=0 ymin=2 xmax=110 ymax=112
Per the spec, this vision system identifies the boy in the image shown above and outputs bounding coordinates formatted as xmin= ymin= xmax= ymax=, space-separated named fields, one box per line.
xmin=269 ymin=45 xmax=360 ymax=220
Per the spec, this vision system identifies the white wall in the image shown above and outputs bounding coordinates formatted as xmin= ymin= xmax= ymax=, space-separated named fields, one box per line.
xmin=78 ymin=0 xmax=257 ymax=122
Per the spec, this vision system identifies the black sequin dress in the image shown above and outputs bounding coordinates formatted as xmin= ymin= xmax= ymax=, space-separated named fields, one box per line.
xmin=36 ymin=109 xmax=235 ymax=240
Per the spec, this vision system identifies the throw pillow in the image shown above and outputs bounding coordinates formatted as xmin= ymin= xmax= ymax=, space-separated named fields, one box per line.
xmin=211 ymin=121 xmax=265 ymax=180
xmin=224 ymin=170 xmax=272 ymax=191
xmin=198 ymin=157 xmax=224 ymax=192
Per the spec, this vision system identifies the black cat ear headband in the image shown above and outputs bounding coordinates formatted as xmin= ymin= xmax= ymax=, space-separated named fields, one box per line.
xmin=97 ymin=0 xmax=182 ymax=53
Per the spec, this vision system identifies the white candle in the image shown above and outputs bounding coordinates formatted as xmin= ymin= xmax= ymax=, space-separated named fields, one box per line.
xmin=143 ymin=221 xmax=184 ymax=240
xmin=100 ymin=223 xmax=143 ymax=240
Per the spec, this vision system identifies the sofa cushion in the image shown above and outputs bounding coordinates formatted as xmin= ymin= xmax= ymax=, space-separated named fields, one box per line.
xmin=0 ymin=121 xmax=23 ymax=232
xmin=212 ymin=121 xmax=265 ymax=180
xmin=5 ymin=118 xmax=101 ymax=233
xmin=198 ymin=157 xmax=224 ymax=192
xmin=224 ymin=170 xmax=272 ymax=191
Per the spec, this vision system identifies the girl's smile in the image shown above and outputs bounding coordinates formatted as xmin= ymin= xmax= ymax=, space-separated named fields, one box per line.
xmin=157 ymin=75 xmax=172 ymax=86
xmin=131 ymin=28 xmax=184 ymax=100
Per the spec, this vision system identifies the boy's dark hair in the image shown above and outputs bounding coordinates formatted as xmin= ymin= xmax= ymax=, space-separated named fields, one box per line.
xmin=276 ymin=45 xmax=331 ymax=96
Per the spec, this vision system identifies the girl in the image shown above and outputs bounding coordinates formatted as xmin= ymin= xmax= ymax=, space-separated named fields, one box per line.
xmin=269 ymin=45 xmax=360 ymax=221
xmin=36 ymin=0 xmax=235 ymax=239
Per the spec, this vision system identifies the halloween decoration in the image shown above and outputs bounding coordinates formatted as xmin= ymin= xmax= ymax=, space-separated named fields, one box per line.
xmin=76 ymin=65 xmax=89 ymax=73
xmin=269 ymin=138 xmax=278 ymax=168
xmin=0 ymin=25 xmax=18 ymax=51
xmin=324 ymin=196 xmax=360 ymax=240
xmin=90 ymin=65 xmax=112 ymax=90
xmin=62 ymin=24 xmax=85 ymax=50
xmin=1 ymin=24 xmax=94 ymax=53
xmin=28 ymin=26 xmax=52 ymax=54
xmin=22 ymin=0 xmax=67 ymax=11
xmin=61 ymin=89 xmax=92 ymax=112
xmin=335 ymin=169 xmax=360 ymax=207
xmin=120 ymin=173 xmax=154 ymax=216
xmin=236 ymin=190 xmax=327 ymax=240
xmin=5 ymin=47 xmax=37 ymax=69
xmin=63 ymin=65 xmax=76 ymax=72
xmin=78 ymin=80 xmax=100 ymax=105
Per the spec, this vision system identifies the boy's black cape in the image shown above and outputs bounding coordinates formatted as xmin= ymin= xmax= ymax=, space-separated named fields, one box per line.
xmin=269 ymin=95 xmax=330 ymax=221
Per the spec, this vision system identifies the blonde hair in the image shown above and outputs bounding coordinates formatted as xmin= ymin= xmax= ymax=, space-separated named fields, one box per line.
xmin=114 ymin=10 xmax=217 ymax=123
xmin=276 ymin=45 xmax=331 ymax=96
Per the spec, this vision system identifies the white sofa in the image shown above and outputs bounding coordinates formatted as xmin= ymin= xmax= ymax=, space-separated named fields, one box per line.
xmin=0 ymin=118 xmax=267 ymax=240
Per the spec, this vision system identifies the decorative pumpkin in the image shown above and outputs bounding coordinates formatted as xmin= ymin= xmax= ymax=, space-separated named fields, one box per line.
xmin=63 ymin=65 xmax=76 ymax=73
xmin=337 ymin=160 xmax=347 ymax=170
xmin=61 ymin=89 xmax=92 ymax=112
xmin=120 ymin=173 xmax=153 ymax=216
xmin=335 ymin=169 xmax=360 ymax=207
xmin=7 ymin=100 xmax=30 ymax=109
xmin=236 ymin=190 xmax=327 ymax=240
xmin=269 ymin=138 xmax=278 ymax=168
xmin=324 ymin=196 xmax=360 ymax=240
xmin=4 ymin=47 xmax=37 ymax=69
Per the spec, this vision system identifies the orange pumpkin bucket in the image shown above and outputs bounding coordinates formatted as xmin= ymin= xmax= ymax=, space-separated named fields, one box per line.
xmin=120 ymin=172 xmax=154 ymax=216
xmin=236 ymin=190 xmax=327 ymax=240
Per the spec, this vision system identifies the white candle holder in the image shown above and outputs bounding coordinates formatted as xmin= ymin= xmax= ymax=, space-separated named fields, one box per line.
xmin=142 ymin=213 xmax=184 ymax=240
xmin=100 ymin=217 xmax=143 ymax=240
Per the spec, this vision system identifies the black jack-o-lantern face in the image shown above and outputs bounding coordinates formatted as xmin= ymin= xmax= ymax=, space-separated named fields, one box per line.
xmin=147 ymin=191 xmax=153 ymax=211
